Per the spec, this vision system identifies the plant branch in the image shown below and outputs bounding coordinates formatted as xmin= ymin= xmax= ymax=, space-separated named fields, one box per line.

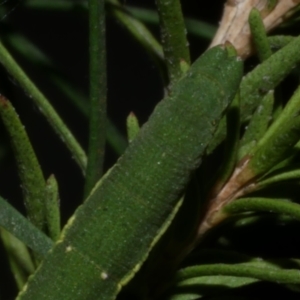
xmin=84 ymin=0 xmax=107 ymax=197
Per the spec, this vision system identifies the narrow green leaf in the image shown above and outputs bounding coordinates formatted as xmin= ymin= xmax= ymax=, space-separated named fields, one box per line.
xmin=106 ymin=119 xmax=128 ymax=155
xmin=50 ymin=78 xmax=127 ymax=156
xmin=256 ymin=167 xmax=300 ymax=189
xmin=240 ymin=35 xmax=300 ymax=122
xmin=168 ymin=292 xmax=201 ymax=300
xmin=156 ymin=0 xmax=190 ymax=85
xmin=22 ymin=0 xmax=87 ymax=10
xmin=191 ymin=249 xmax=300 ymax=270
xmin=241 ymin=84 xmax=300 ymax=181
xmin=260 ymin=139 xmax=300 ymax=175
xmin=125 ymin=6 xmax=160 ymax=25
xmin=180 ymin=59 xmax=190 ymax=74
xmin=0 ymin=228 xmax=35 ymax=289
xmin=17 ymin=46 xmax=243 ymax=300
xmin=224 ymin=197 xmax=300 ymax=222
xmin=126 ymin=112 xmax=140 ymax=143
xmin=238 ymin=90 xmax=274 ymax=160
xmin=268 ymin=35 xmax=295 ymax=50
xmin=84 ymin=0 xmax=107 ymax=197
xmin=249 ymin=8 xmax=272 ymax=61
xmin=0 ymin=96 xmax=46 ymax=230
xmin=0 ymin=196 xmax=53 ymax=257
xmin=170 ymin=276 xmax=257 ymax=300
xmin=169 ymin=251 xmax=295 ymax=299
xmin=46 ymin=76 xmax=127 ymax=155
xmin=45 ymin=175 xmax=61 ymax=242
xmin=3 ymin=34 xmax=53 ymax=66
xmin=184 ymin=18 xmax=216 ymax=41
xmin=208 ymin=35 xmax=300 ymax=154
xmin=127 ymin=6 xmax=217 ymax=40
xmin=107 ymin=1 xmax=168 ymax=85
xmin=176 ymin=263 xmax=300 ymax=285
xmin=0 ymin=41 xmax=87 ymax=174
xmin=108 ymin=0 xmax=164 ymax=59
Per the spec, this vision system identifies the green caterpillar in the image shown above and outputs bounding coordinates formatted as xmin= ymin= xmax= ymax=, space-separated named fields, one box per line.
xmin=17 ymin=45 xmax=242 ymax=300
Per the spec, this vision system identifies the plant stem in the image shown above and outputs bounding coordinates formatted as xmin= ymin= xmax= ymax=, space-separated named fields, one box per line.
xmin=84 ymin=0 xmax=107 ymax=197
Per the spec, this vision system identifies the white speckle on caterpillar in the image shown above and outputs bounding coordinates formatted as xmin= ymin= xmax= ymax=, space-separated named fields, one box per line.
xmin=101 ymin=272 xmax=108 ymax=280
xmin=65 ymin=246 xmax=72 ymax=252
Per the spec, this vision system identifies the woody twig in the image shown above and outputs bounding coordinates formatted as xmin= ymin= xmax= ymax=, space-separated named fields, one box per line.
xmin=210 ymin=0 xmax=300 ymax=59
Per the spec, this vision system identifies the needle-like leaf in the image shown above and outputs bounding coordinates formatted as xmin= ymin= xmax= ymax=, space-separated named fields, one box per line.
xmin=155 ymin=0 xmax=190 ymax=86
xmin=0 ymin=95 xmax=46 ymax=231
xmin=0 ymin=195 xmax=53 ymax=257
